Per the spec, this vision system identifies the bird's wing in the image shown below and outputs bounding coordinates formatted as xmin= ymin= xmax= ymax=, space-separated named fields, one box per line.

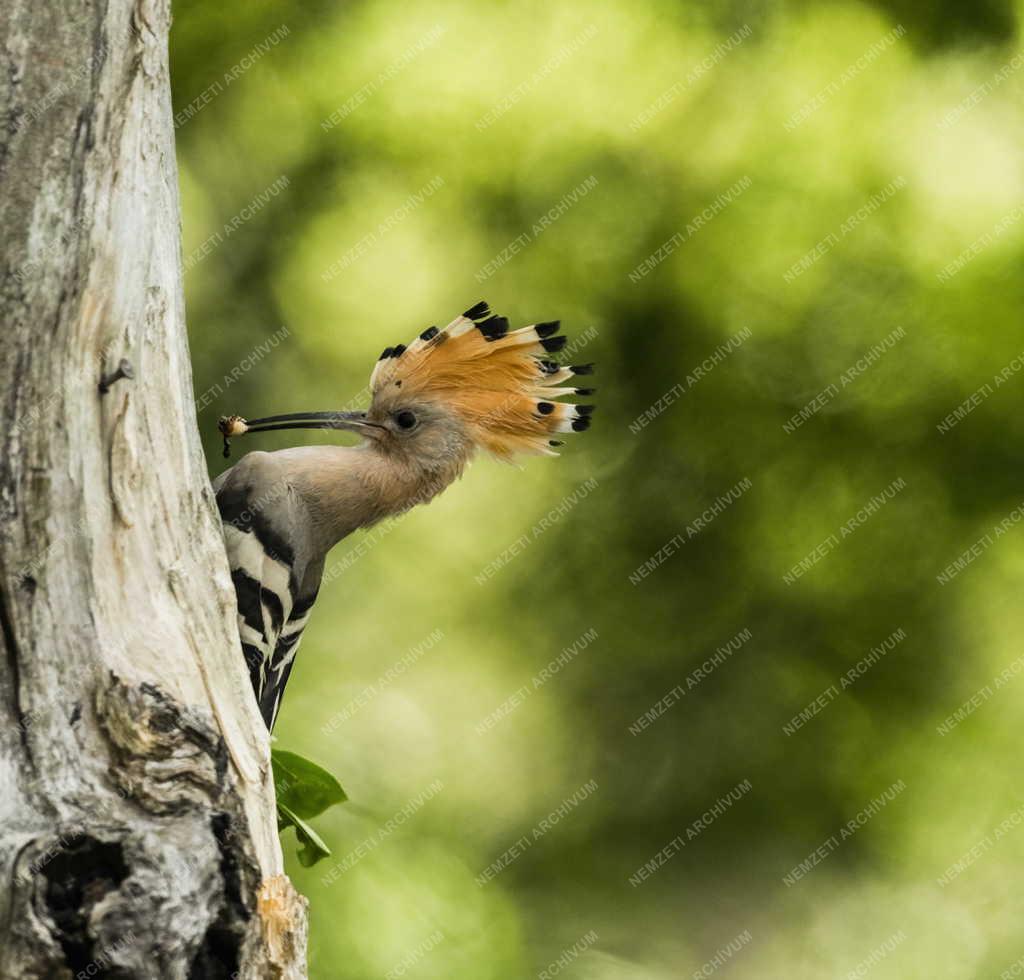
xmin=215 ymin=461 xmax=302 ymax=729
xmin=222 ymin=521 xmax=294 ymax=724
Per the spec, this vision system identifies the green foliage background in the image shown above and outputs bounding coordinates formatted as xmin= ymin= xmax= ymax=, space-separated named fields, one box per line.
xmin=172 ymin=1 xmax=1024 ymax=976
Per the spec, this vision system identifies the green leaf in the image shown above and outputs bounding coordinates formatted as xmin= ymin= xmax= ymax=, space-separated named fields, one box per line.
xmin=271 ymin=749 xmax=348 ymax=868
xmin=277 ymin=801 xmax=333 ymax=867
xmin=271 ymin=748 xmax=347 ymax=820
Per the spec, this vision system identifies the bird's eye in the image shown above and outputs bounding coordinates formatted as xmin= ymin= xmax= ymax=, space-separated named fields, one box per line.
xmin=395 ymin=410 xmax=417 ymax=430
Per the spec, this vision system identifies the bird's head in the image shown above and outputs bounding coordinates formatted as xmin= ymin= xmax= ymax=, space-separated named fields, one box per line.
xmin=219 ymin=302 xmax=595 ymax=477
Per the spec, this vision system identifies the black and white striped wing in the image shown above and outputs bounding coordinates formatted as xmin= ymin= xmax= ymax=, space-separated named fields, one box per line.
xmin=221 ymin=520 xmax=293 ymax=725
xmin=215 ymin=472 xmax=315 ymax=730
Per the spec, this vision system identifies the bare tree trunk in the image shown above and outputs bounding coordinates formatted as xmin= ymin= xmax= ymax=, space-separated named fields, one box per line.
xmin=0 ymin=2 xmax=307 ymax=976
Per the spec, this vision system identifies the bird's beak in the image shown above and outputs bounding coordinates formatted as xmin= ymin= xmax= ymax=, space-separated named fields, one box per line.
xmin=222 ymin=410 xmax=380 ymax=435
xmin=218 ymin=410 xmax=381 ymax=456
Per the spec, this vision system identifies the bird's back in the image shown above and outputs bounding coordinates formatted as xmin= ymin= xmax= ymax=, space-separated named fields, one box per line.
xmin=214 ymin=452 xmax=322 ymax=729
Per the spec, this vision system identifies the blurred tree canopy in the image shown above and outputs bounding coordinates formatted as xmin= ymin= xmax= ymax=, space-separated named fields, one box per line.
xmin=172 ymin=1 xmax=1024 ymax=976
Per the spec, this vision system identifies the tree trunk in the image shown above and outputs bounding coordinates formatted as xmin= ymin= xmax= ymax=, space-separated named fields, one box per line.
xmin=0 ymin=2 xmax=307 ymax=977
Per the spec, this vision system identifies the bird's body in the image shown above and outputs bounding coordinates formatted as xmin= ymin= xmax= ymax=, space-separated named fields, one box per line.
xmin=214 ymin=451 xmax=324 ymax=729
xmin=213 ymin=443 xmax=463 ymax=727
xmin=215 ymin=302 xmax=594 ymax=729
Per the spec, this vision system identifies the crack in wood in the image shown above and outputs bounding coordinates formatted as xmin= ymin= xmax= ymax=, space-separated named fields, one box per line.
xmin=95 ymin=674 xmax=228 ymax=815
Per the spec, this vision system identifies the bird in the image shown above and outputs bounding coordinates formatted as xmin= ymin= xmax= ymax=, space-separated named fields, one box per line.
xmin=213 ymin=301 xmax=595 ymax=730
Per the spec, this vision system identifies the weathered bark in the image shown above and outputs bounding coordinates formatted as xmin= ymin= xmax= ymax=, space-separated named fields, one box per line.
xmin=0 ymin=2 xmax=307 ymax=977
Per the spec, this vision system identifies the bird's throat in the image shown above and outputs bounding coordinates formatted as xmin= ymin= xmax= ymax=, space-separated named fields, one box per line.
xmin=311 ymin=445 xmax=465 ymax=548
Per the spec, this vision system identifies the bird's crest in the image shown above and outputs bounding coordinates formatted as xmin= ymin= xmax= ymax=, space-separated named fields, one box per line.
xmin=368 ymin=301 xmax=595 ymax=459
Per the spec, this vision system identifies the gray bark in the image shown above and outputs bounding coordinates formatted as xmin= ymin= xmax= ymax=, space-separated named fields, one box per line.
xmin=0 ymin=2 xmax=307 ymax=977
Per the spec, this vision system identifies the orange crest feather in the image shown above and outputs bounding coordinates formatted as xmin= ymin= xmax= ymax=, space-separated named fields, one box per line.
xmin=368 ymin=302 xmax=594 ymax=459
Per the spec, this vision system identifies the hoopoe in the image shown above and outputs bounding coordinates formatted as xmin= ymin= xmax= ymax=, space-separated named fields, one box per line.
xmin=214 ymin=302 xmax=595 ymax=729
